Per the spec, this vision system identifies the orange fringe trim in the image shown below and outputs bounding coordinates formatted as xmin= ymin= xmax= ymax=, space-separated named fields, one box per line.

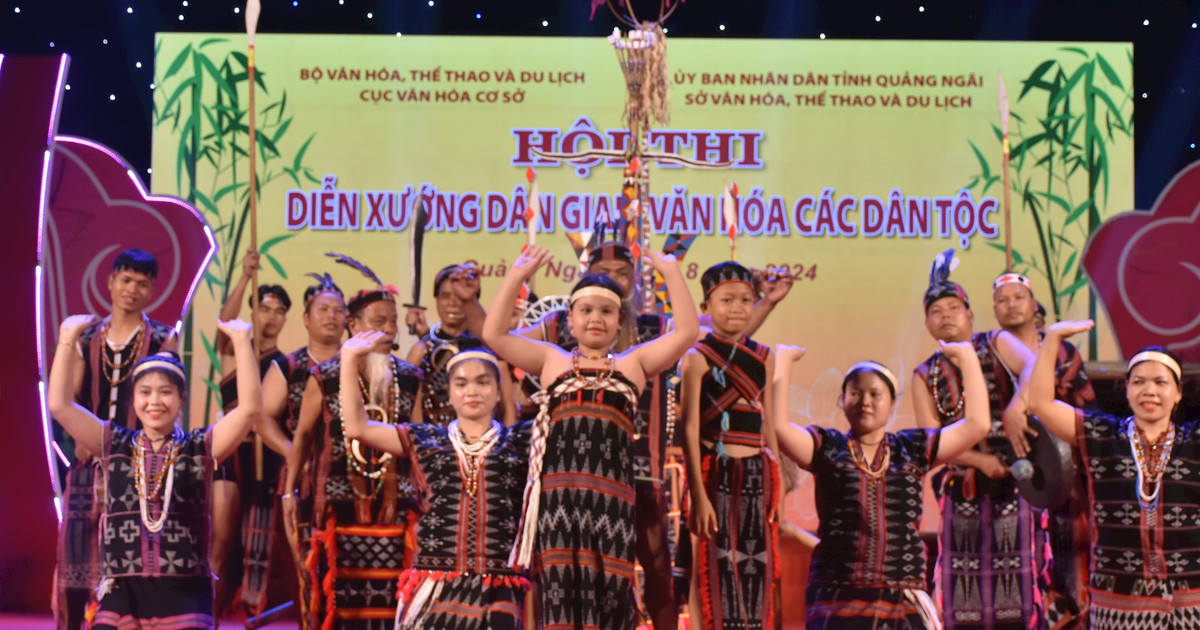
xmin=320 ymin=516 xmax=338 ymax=630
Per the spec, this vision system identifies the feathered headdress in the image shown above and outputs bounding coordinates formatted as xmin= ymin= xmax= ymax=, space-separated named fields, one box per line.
xmin=924 ymin=249 xmax=970 ymax=311
xmin=326 ymin=252 xmax=398 ymax=314
xmin=303 ymin=272 xmax=344 ymax=309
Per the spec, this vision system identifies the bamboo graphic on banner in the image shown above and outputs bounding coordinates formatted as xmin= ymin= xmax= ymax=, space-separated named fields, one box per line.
xmin=153 ymin=36 xmax=321 ymax=427
xmin=965 ymin=47 xmax=1133 ymax=358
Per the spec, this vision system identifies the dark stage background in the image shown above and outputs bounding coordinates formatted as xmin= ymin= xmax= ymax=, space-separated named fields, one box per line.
xmin=2 ymin=0 xmax=1199 ymax=613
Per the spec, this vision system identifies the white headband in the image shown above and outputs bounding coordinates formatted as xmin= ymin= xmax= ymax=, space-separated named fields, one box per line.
xmin=1128 ymin=350 xmax=1182 ymax=382
xmin=845 ymin=361 xmax=900 ymax=395
xmin=570 ymin=285 xmax=623 ymax=308
xmin=133 ymin=355 xmax=187 ymax=381
xmin=993 ymin=272 xmax=1033 ymax=293
xmin=446 ymin=350 xmax=501 ymax=374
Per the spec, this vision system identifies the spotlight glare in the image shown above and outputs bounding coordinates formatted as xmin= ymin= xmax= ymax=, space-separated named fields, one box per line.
xmin=14 ymin=6 xmax=19 ymax=13
xmin=719 ymin=24 xmax=725 ymax=31
xmin=819 ymin=33 xmax=826 ymax=39
xmin=136 ymin=62 xmax=142 ymax=68
xmin=875 ymin=15 xmax=881 ymax=22
xmin=1143 ymin=19 xmax=1149 ymax=26
xmin=476 ymin=12 xmax=481 ymax=18
xmin=919 ymin=6 xmax=925 ymax=12
xmin=367 ymin=11 xmax=373 ymax=18
xmin=64 ymin=84 xmax=70 ymax=90
xmin=542 ymin=20 xmax=549 ymax=26
xmin=178 ymin=14 xmax=183 ymax=20
xmin=109 ymin=94 xmax=116 ymax=101
xmin=234 ymin=6 xmax=239 ymax=12
xmin=126 ymin=6 xmax=133 ymax=13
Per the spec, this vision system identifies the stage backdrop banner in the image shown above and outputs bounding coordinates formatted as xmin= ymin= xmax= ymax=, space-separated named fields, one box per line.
xmin=152 ymin=34 xmax=1133 ymax=529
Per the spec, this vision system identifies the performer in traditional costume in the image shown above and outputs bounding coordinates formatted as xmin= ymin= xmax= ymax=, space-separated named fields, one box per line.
xmin=54 ymin=248 xmax=177 ymax=630
xmin=210 ymin=250 xmax=293 ymax=616
xmin=910 ymin=251 xmax=1039 ymax=629
xmin=272 ymin=273 xmax=347 ymax=619
xmin=47 ymin=316 xmax=260 ymax=630
xmin=483 ymin=246 xmax=698 ymax=630
xmin=680 ymin=262 xmax=781 ymax=630
xmin=284 ymin=253 xmax=423 ymax=630
xmin=771 ymin=343 xmax=989 ymax=629
xmin=406 ymin=264 xmax=515 ymax=426
xmin=1028 ymin=325 xmax=1199 ymax=629
xmin=515 ymin=242 xmax=792 ymax=630
xmin=991 ymin=271 xmax=1094 ymax=629
xmin=341 ymin=341 xmax=531 ymax=629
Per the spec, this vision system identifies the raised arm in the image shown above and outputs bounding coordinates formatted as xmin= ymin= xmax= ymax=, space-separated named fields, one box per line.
xmin=211 ymin=319 xmax=263 ymax=462
xmin=912 ymin=366 xmax=1007 ymax=478
xmin=339 ymin=331 xmax=405 ymax=454
xmin=481 ymin=247 xmax=560 ymax=375
xmin=932 ymin=340 xmax=991 ymax=465
xmin=1027 ymin=320 xmax=1094 ymax=444
xmin=629 ymin=251 xmax=700 ymax=377
xmin=994 ymin=330 xmax=1038 ymax=457
xmin=452 ymin=264 xmax=488 ymax=337
xmin=47 ymin=315 xmax=105 ymax=456
xmin=744 ymin=267 xmax=793 ymax=336
xmin=770 ymin=345 xmax=815 ymax=468
xmin=216 ymin=250 xmax=258 ymax=359
xmin=258 ymin=362 xmax=293 ymax=457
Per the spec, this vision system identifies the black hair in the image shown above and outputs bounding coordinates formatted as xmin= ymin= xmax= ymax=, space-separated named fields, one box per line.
xmin=434 ymin=264 xmax=482 ymax=298
xmin=131 ymin=351 xmax=187 ymax=395
xmin=1127 ymin=345 xmax=1183 ymax=386
xmin=841 ymin=364 xmax=897 ymax=400
xmin=570 ymin=273 xmax=626 ymax=304
xmin=303 ymin=277 xmax=345 ymax=314
xmin=447 ymin=348 xmax=502 ymax=381
xmin=1034 ymin=301 xmax=1047 ymax=318
xmin=700 ymin=261 xmax=755 ymax=299
xmin=251 ymin=284 xmax=292 ymax=311
xmin=112 ymin=248 xmax=159 ymax=280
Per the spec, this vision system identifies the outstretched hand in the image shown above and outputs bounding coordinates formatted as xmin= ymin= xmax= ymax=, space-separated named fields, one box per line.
xmin=775 ymin=344 xmax=806 ymax=365
xmin=450 ymin=263 xmax=481 ymax=301
xmin=937 ymin=339 xmax=977 ymax=367
xmin=342 ymin=331 xmax=386 ymax=358
xmin=216 ymin=318 xmax=254 ymax=342
xmin=758 ymin=267 xmax=794 ymax=304
xmin=1046 ymin=319 xmax=1094 ymax=339
xmin=512 ymin=246 xmax=552 ymax=281
xmin=644 ymin=249 xmax=678 ymax=274
xmin=59 ymin=314 xmax=97 ymax=342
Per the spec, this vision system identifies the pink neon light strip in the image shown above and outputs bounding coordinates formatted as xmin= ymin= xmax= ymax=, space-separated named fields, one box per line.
xmin=36 ymin=56 xmax=71 ymax=508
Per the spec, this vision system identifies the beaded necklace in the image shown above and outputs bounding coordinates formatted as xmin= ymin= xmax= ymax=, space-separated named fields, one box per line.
xmin=447 ymin=419 xmax=502 ymax=497
xmin=1125 ymin=417 xmax=1175 ymax=511
xmin=927 ymin=350 xmax=966 ymax=421
xmin=570 ymin=347 xmax=616 ymax=386
xmin=100 ymin=317 xmax=147 ymax=386
xmin=341 ymin=363 xmax=401 ymax=499
xmin=848 ymin=434 xmax=891 ymax=478
xmin=133 ymin=428 xmax=182 ymax=534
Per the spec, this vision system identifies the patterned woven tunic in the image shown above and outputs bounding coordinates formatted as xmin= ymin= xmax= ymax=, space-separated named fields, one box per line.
xmin=535 ymin=369 xmax=641 ymax=630
xmin=692 ymin=333 xmax=779 ymax=630
xmin=802 ymin=427 xmax=941 ymax=630
xmin=417 ymin=326 xmax=486 ymax=426
xmin=95 ymin=424 xmax=215 ymax=629
xmin=392 ymin=421 xmax=532 ymax=629
xmin=56 ymin=315 xmax=174 ymax=625
xmin=306 ymin=353 xmax=423 ymax=630
xmin=913 ymin=331 xmax=1040 ymax=629
xmin=1076 ymin=410 xmax=1200 ymax=629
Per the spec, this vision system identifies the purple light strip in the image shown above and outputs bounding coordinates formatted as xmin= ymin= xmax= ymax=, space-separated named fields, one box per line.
xmin=36 ymin=56 xmax=71 ymax=516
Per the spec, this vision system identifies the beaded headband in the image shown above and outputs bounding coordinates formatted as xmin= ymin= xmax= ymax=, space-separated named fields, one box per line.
xmin=133 ymin=353 xmax=187 ymax=381
xmin=844 ymin=361 xmax=900 ymax=396
xmin=1128 ymin=350 xmax=1183 ymax=382
xmin=570 ymin=285 xmax=623 ymax=308
xmin=993 ymin=272 xmax=1033 ymax=294
xmin=701 ymin=261 xmax=756 ymax=298
xmin=446 ymin=350 xmax=501 ymax=374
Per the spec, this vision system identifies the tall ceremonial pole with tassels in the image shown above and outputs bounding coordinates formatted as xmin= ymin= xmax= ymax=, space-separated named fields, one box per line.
xmin=246 ymin=0 xmax=264 ymax=481
xmin=723 ymin=182 xmax=739 ymax=261
xmin=525 ymin=167 xmax=540 ymax=292
xmin=998 ymin=72 xmax=1013 ymax=272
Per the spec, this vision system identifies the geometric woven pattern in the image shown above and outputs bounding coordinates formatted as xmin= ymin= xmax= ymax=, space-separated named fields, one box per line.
xmin=535 ymin=370 xmax=641 ymax=630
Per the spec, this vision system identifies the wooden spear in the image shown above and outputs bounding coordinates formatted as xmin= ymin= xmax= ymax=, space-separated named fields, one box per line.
xmin=246 ymin=0 xmax=263 ymax=482
xmin=998 ymin=72 xmax=1013 ymax=271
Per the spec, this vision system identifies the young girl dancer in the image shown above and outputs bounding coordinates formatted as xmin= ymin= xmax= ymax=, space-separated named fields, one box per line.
xmin=772 ymin=341 xmax=990 ymax=629
xmin=481 ymin=246 xmax=698 ymax=630
xmin=48 ymin=316 xmax=261 ymax=630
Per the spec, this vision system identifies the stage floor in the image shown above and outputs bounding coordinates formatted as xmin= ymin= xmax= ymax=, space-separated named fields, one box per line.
xmin=0 ymin=614 xmax=297 ymax=629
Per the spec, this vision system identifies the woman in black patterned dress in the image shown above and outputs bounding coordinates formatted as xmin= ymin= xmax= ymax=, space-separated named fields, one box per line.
xmin=1028 ymin=321 xmax=1198 ymax=629
xmin=341 ymin=338 xmax=529 ymax=629
xmin=771 ymin=341 xmax=990 ymax=630
xmin=481 ymin=246 xmax=699 ymax=630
